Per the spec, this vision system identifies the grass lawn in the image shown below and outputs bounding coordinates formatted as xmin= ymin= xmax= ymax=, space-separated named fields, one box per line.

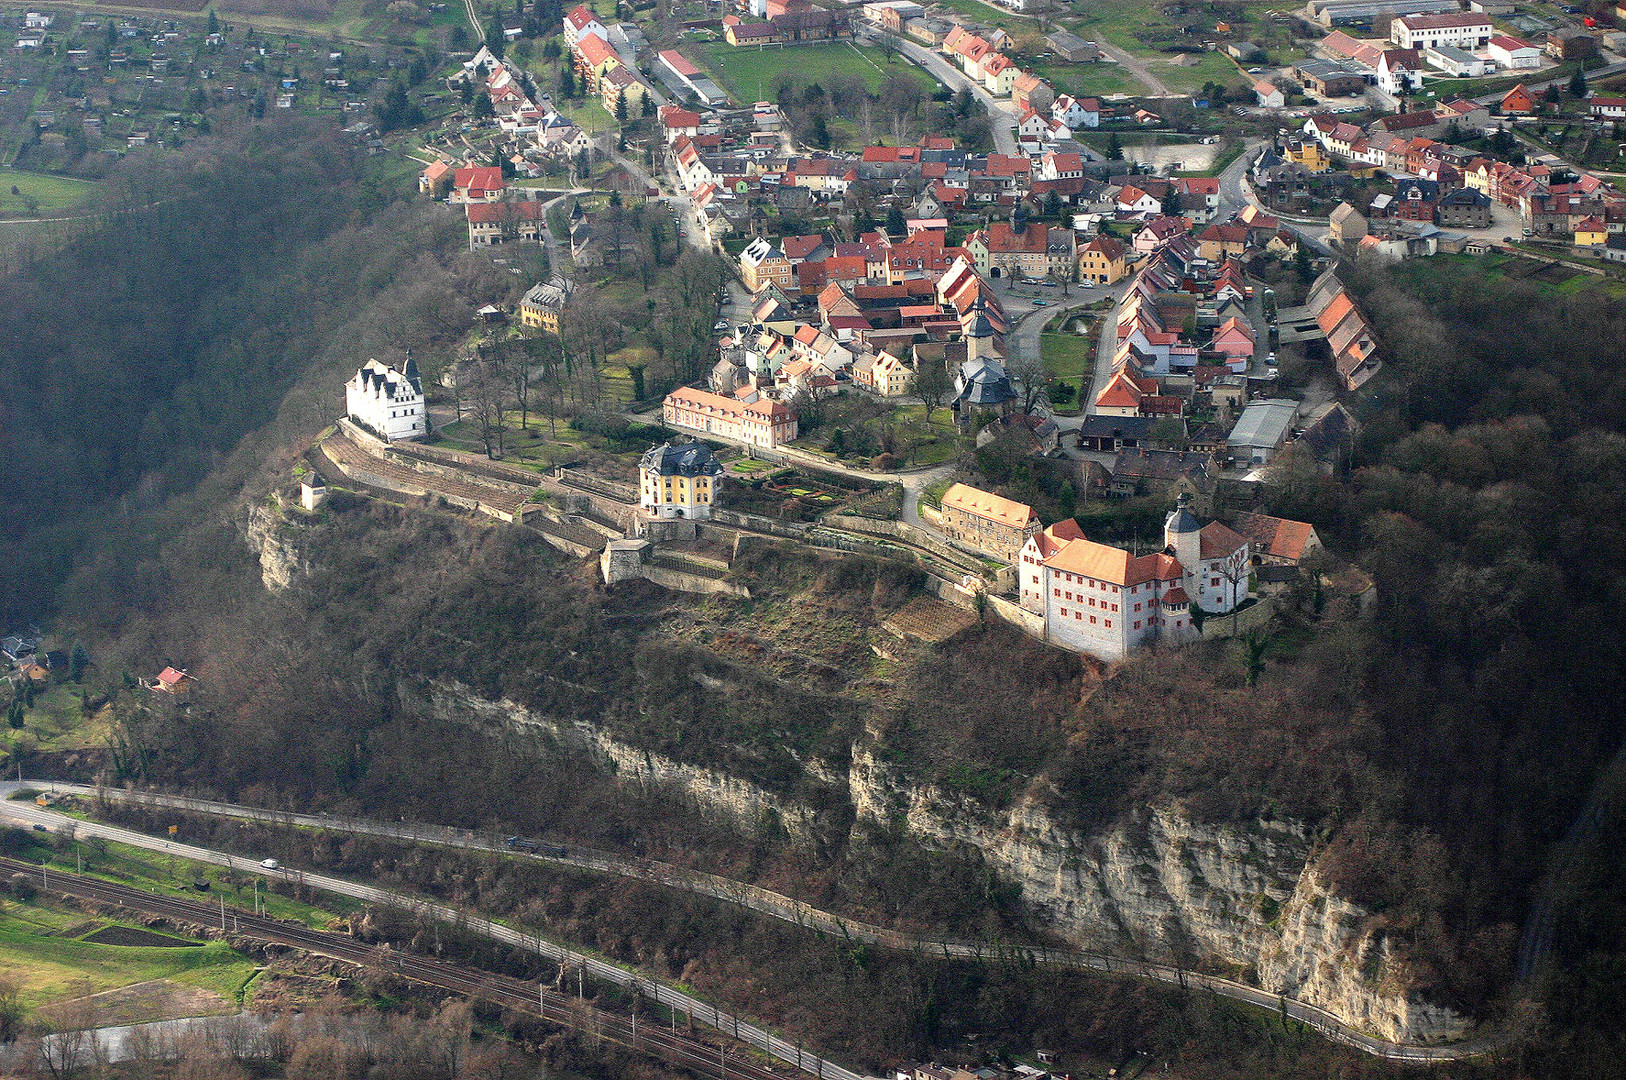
xmin=0 ymin=898 xmax=253 ymax=1014
xmin=1029 ymin=61 xmax=1141 ymax=100
xmin=560 ymin=98 xmax=615 ymax=133
xmin=928 ymin=0 xmax=1040 ymax=26
xmin=2 ymin=683 xmax=108 ymax=755
xmin=0 ymin=167 xmax=99 ymax=217
xmin=689 ymin=41 xmax=936 ymax=102
xmin=1040 ymin=329 xmax=1095 ymax=379
xmin=885 ymin=403 xmax=965 ymax=466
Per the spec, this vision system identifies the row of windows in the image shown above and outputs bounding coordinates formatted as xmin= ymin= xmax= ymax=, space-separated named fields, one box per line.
xmin=1054 ymin=589 xmax=1120 ymax=612
xmin=1057 ymin=608 xmax=1111 ymax=628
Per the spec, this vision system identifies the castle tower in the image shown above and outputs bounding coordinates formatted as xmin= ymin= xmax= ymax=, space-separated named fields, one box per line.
xmin=1164 ymin=492 xmax=1201 ymax=577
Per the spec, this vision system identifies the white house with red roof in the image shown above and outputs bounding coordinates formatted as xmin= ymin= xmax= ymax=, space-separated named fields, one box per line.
xmin=450 ymin=165 xmax=505 ymax=203
xmin=562 ymin=4 xmax=609 ymax=49
xmin=1488 ymin=34 xmax=1540 ymax=69
xmin=1051 ymin=95 xmax=1099 ymax=129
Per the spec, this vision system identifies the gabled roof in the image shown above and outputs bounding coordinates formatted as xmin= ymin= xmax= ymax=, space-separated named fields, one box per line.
xmin=1199 ymin=521 xmax=1248 ymax=560
xmin=941 ymin=483 xmax=1037 ymax=529
xmin=1230 ymin=512 xmax=1316 ymax=562
xmin=1044 ymin=539 xmax=1182 ymax=588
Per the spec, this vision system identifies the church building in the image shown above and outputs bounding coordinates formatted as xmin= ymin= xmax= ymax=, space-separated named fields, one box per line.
xmin=346 ymin=357 xmax=427 ymax=441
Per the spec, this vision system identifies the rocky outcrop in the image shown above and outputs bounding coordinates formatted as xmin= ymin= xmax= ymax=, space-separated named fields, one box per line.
xmin=242 ymin=501 xmax=310 ymax=592
xmin=423 ymin=683 xmax=1472 ymax=1046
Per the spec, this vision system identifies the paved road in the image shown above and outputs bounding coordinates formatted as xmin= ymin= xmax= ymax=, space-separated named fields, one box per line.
xmin=868 ymin=29 xmax=1019 ymax=156
xmin=0 ymin=784 xmax=871 ymax=1080
xmin=0 ymin=781 xmax=1507 ymax=1062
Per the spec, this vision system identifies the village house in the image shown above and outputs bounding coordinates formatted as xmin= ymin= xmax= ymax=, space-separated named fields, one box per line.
xmin=449 ymin=165 xmax=505 ymax=203
xmin=346 ymin=357 xmax=427 ymax=441
xmin=640 ymin=441 xmax=724 ymax=520
xmin=741 ymin=237 xmax=795 ymax=292
xmin=938 ymin=483 xmax=1041 ymax=561
xmin=152 ymin=666 xmax=196 ymax=694
xmin=419 ymin=160 xmax=454 ymax=198
xmin=465 ymin=200 xmax=545 ymax=248
xmin=1078 ymin=235 xmax=1127 ymax=283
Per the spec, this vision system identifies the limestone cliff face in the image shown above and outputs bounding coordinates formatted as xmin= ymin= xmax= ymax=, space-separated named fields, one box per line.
xmin=242 ymin=501 xmax=311 ymax=592
xmin=423 ymin=683 xmax=1472 ymax=1045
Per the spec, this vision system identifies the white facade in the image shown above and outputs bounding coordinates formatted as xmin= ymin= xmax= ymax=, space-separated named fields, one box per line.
xmin=346 ymin=358 xmax=426 ymax=440
xmin=1015 ymin=498 xmax=1248 ymax=662
xmin=1391 ymin=14 xmax=1492 ymax=50
xmin=1488 ymin=36 xmax=1540 ymax=69
xmin=1052 ymin=95 xmax=1099 ymax=128
xmin=1377 ymin=54 xmax=1425 ymax=96
xmin=1425 ymin=45 xmax=1492 ymax=76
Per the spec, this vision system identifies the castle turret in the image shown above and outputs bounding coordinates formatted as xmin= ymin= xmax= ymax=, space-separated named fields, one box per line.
xmin=1164 ymin=492 xmax=1201 ymax=576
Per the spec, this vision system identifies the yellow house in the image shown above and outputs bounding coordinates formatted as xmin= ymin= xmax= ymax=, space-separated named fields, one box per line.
xmin=519 ymin=279 xmax=571 ymax=333
xmin=640 ymin=441 xmax=724 ymax=520
xmin=1284 ymin=141 xmax=1330 ymax=173
xmin=740 ymin=236 xmax=793 ymax=293
xmin=1078 ymin=235 xmax=1126 ymax=284
xmin=573 ymin=33 xmax=621 ymax=92
xmin=982 ymin=54 xmax=1020 ymax=97
xmin=601 ymin=65 xmax=649 ymax=115
xmin=871 ymin=350 xmax=914 ymax=396
xmin=1574 ymin=216 xmax=1607 ymax=247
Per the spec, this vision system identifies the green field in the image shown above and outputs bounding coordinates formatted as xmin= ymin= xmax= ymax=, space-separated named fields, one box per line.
xmin=0 ymin=899 xmax=253 ymax=1015
xmin=1041 ymin=329 xmax=1095 ymax=413
xmin=690 ymin=41 xmax=937 ymax=103
xmin=1029 ymin=61 xmax=1141 ymax=100
xmin=0 ymin=168 xmax=99 ymax=217
xmin=1 ymin=683 xmax=107 ymax=757
xmin=1041 ymin=328 xmax=1096 ymax=379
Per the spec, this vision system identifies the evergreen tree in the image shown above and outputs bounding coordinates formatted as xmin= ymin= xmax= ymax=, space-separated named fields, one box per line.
xmin=69 ymin=643 xmax=88 ymax=683
xmin=1107 ymin=131 xmax=1123 ymax=160
xmin=207 ymin=8 xmax=219 ymax=33
xmin=474 ymin=89 xmax=495 ymax=118
xmin=885 ymin=205 xmax=906 ymax=237
xmin=811 ymin=114 xmax=830 ymax=149
xmin=559 ymin=64 xmax=575 ymax=97
xmin=461 ymin=79 xmax=474 ymax=104
xmin=1569 ymin=67 xmax=1587 ymax=98
xmin=641 ymin=92 xmax=654 ymax=118
xmin=615 ymin=91 xmax=628 ymax=121
xmin=486 ymin=13 xmax=507 ymax=57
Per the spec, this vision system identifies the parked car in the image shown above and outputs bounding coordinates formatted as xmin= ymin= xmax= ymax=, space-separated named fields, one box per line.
xmin=1031 ymin=299 xmax=1051 ymax=306
xmin=259 ymin=858 xmax=280 ymax=870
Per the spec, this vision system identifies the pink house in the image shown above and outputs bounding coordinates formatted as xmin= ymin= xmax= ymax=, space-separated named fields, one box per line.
xmin=1210 ymin=315 xmax=1256 ymax=365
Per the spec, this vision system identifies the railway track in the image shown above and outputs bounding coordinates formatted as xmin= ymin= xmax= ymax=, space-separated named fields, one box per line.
xmin=0 ymin=856 xmax=804 ymax=1080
